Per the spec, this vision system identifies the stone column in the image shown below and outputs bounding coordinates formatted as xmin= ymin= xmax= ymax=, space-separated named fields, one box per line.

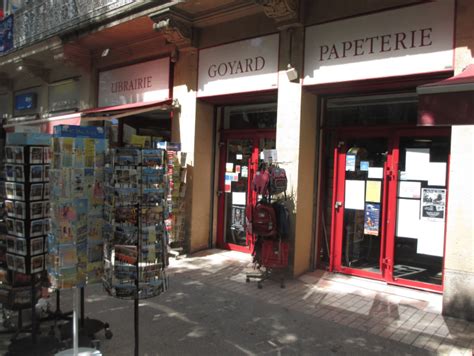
xmin=276 ymin=26 xmax=318 ymax=276
xmin=442 ymin=0 xmax=474 ymax=321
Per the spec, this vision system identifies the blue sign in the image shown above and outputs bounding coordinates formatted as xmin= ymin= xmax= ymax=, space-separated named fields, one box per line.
xmin=0 ymin=15 xmax=14 ymax=54
xmin=15 ymin=93 xmax=37 ymax=111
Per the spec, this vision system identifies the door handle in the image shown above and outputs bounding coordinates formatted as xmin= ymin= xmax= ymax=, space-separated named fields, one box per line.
xmin=217 ymin=191 xmax=224 ymax=197
xmin=335 ymin=201 xmax=343 ymax=209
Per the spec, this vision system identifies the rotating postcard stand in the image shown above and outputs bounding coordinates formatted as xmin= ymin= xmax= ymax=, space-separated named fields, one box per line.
xmin=48 ymin=126 xmax=110 ymax=354
xmin=103 ymin=148 xmax=168 ymax=356
xmin=2 ymin=133 xmax=61 ymax=354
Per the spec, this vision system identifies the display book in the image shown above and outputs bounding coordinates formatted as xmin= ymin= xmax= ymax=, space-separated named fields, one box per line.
xmin=47 ymin=125 xmax=107 ymax=289
xmin=102 ymin=147 xmax=168 ymax=299
xmin=0 ymin=133 xmax=51 ymax=308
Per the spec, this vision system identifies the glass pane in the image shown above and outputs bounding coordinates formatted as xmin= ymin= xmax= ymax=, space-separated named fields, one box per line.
xmin=325 ymin=93 xmax=417 ymax=128
xmin=342 ymin=138 xmax=387 ymax=273
xmin=223 ymin=104 xmax=277 ymax=130
xmin=224 ymin=139 xmax=253 ymax=246
xmin=394 ymin=136 xmax=449 ymax=285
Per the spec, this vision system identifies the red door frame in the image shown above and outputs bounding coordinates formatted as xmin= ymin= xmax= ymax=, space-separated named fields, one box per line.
xmin=216 ymin=129 xmax=276 ymax=253
xmin=330 ymin=126 xmax=450 ymax=292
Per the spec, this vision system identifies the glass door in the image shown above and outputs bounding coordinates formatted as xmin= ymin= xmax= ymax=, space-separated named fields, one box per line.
xmin=331 ymin=128 xmax=450 ymax=291
xmin=332 ymin=133 xmax=392 ymax=279
xmin=217 ymin=132 xmax=275 ymax=253
xmin=385 ymin=130 xmax=450 ymax=291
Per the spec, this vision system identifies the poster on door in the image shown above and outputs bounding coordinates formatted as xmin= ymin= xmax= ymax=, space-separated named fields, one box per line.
xmin=421 ymin=188 xmax=446 ymax=221
xmin=364 ymin=203 xmax=380 ymax=236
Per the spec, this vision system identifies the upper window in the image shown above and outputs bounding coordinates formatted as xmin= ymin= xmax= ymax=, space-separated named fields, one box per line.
xmin=324 ymin=93 xmax=418 ymax=128
xmin=222 ymin=103 xmax=277 ymax=130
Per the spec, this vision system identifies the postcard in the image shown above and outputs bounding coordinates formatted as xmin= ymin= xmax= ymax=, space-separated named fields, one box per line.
xmin=30 ymin=165 xmax=44 ymax=182
xmin=30 ymin=183 xmax=43 ymax=201
xmin=44 ymin=147 xmax=52 ymax=163
xmin=6 ymin=236 xmax=16 ymax=253
xmin=44 ymin=165 xmax=50 ymax=181
xmin=5 ymin=146 xmax=14 ymax=163
xmin=6 ymin=254 xmax=15 ymax=269
xmin=5 ymin=200 xmax=15 ymax=217
xmin=15 ymin=220 xmax=25 ymax=237
xmin=15 ymin=238 xmax=27 ymax=256
xmin=15 ymin=256 xmax=26 ymax=273
xmin=14 ymin=146 xmax=24 ymax=164
xmin=14 ymin=165 xmax=25 ymax=182
xmin=5 ymin=183 xmax=15 ymax=199
xmin=30 ymin=220 xmax=43 ymax=237
xmin=31 ymin=237 xmax=44 ymax=255
xmin=31 ymin=255 xmax=44 ymax=273
xmin=30 ymin=147 xmax=44 ymax=164
xmin=14 ymin=183 xmax=24 ymax=200
xmin=5 ymin=165 xmax=15 ymax=181
xmin=14 ymin=201 xmax=26 ymax=219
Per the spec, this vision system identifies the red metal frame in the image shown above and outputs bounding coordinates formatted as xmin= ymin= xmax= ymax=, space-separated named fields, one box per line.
xmin=330 ymin=126 xmax=450 ymax=292
xmin=216 ymin=129 xmax=276 ymax=253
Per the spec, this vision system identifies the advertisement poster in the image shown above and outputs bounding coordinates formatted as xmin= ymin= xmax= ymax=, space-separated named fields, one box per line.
xmin=345 ymin=154 xmax=356 ymax=171
xmin=421 ymin=188 xmax=446 ymax=221
xmin=364 ymin=203 xmax=380 ymax=236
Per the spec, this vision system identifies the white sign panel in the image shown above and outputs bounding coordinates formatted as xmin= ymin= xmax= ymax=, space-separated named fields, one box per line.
xmin=304 ymin=0 xmax=454 ymax=85
xmin=98 ymin=58 xmax=170 ymax=107
xmin=198 ymin=34 xmax=279 ymax=97
xmin=344 ymin=180 xmax=365 ymax=210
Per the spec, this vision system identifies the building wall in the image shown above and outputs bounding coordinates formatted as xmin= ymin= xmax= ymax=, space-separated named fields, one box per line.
xmin=443 ymin=0 xmax=474 ymax=321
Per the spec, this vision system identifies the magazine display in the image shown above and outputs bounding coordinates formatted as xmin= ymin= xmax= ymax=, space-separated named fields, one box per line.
xmin=48 ymin=125 xmax=107 ymax=289
xmin=103 ymin=148 xmax=168 ymax=299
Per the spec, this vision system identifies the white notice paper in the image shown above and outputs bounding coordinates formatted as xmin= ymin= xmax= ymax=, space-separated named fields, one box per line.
xmin=232 ymin=192 xmax=246 ymax=205
xmin=396 ymin=199 xmax=422 ymax=239
xmin=428 ymin=162 xmax=447 ymax=186
xmin=368 ymin=167 xmax=383 ymax=179
xmin=416 ymin=219 xmax=445 ymax=257
xmin=344 ymin=180 xmax=365 ymax=210
xmin=398 ymin=181 xmax=421 ymax=199
xmin=405 ymin=148 xmax=430 ymax=181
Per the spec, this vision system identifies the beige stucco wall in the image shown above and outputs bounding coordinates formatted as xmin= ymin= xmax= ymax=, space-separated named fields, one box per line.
xmin=442 ymin=0 xmax=474 ymax=321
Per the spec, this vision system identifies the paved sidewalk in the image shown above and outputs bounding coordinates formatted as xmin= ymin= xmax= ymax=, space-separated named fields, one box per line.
xmin=1 ymin=248 xmax=472 ymax=355
xmin=168 ymin=249 xmax=473 ymax=355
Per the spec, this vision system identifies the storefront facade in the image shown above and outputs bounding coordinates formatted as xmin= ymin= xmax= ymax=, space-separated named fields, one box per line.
xmin=0 ymin=0 xmax=473 ymax=320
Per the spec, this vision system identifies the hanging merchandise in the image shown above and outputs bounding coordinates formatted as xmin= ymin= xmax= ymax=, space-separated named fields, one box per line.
xmin=103 ymin=147 xmax=168 ymax=299
xmin=2 ymin=133 xmax=51 ymax=308
xmin=48 ymin=125 xmax=107 ymax=289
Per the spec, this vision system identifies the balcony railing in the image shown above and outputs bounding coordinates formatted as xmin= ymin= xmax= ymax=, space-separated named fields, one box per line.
xmin=8 ymin=0 xmax=136 ymax=53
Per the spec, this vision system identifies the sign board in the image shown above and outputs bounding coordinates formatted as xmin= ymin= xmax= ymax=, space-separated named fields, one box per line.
xmin=98 ymin=58 xmax=170 ymax=107
xmin=198 ymin=34 xmax=279 ymax=97
xmin=304 ymin=0 xmax=454 ymax=85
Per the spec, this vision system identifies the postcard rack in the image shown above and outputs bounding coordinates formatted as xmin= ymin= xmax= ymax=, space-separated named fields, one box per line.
xmin=103 ymin=147 xmax=168 ymax=356
xmin=103 ymin=147 xmax=168 ymax=299
xmin=2 ymin=133 xmax=51 ymax=347
xmin=48 ymin=125 xmax=109 ymax=353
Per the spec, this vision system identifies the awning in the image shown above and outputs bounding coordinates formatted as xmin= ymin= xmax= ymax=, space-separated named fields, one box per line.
xmin=81 ymin=99 xmax=177 ymax=121
xmin=417 ymin=64 xmax=474 ymax=126
xmin=3 ymin=112 xmax=81 ymax=133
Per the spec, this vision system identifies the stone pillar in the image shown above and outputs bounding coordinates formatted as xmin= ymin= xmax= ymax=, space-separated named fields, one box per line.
xmin=442 ymin=0 xmax=474 ymax=321
xmin=276 ymin=27 xmax=318 ymax=276
xmin=172 ymin=50 xmax=214 ymax=253
xmin=444 ymin=127 xmax=474 ymax=321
